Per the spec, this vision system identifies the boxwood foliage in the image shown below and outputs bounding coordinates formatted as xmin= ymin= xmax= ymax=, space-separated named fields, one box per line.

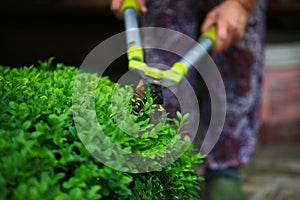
xmin=0 ymin=58 xmax=204 ymax=200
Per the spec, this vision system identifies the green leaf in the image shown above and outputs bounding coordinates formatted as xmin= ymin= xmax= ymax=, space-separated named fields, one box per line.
xmin=134 ymin=179 xmax=145 ymax=190
xmin=9 ymin=101 xmax=17 ymax=109
xmin=22 ymin=121 xmax=31 ymax=130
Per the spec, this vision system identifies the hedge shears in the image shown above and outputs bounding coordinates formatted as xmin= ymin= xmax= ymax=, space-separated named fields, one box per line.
xmin=121 ymin=0 xmax=217 ymax=88
xmin=121 ymin=0 xmax=217 ymax=115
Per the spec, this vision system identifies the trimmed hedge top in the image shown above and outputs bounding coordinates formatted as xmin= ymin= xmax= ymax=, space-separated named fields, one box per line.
xmin=0 ymin=58 xmax=204 ymax=200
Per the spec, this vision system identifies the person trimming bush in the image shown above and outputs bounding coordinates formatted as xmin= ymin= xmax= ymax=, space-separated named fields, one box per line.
xmin=111 ymin=0 xmax=267 ymax=199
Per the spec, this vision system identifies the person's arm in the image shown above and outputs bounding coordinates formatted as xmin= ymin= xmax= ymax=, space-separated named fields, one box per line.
xmin=230 ymin=0 xmax=258 ymax=13
xmin=201 ymin=0 xmax=258 ymax=54
xmin=111 ymin=0 xmax=147 ymax=18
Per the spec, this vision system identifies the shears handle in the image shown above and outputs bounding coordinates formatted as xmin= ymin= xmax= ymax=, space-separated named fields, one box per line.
xmin=170 ymin=25 xmax=217 ymax=77
xmin=121 ymin=0 xmax=139 ymax=16
xmin=121 ymin=0 xmax=144 ymax=62
xmin=121 ymin=0 xmax=142 ymax=47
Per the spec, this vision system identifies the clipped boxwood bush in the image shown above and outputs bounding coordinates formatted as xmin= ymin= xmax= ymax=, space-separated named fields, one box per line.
xmin=0 ymin=58 xmax=204 ymax=200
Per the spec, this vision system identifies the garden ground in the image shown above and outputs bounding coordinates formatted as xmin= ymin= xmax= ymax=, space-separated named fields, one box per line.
xmin=241 ymin=142 xmax=300 ymax=200
xmin=195 ymin=141 xmax=300 ymax=200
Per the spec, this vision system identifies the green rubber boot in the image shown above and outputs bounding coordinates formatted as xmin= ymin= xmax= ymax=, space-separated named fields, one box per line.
xmin=204 ymin=168 xmax=246 ymax=200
